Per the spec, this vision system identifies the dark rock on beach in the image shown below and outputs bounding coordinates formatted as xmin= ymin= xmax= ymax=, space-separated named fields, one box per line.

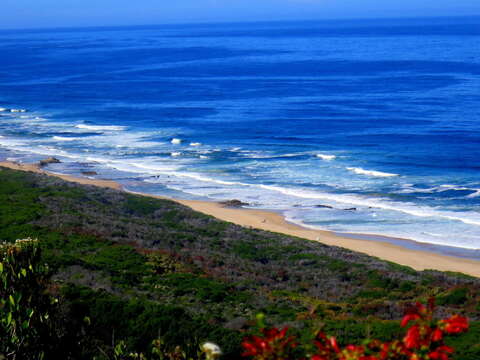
xmin=219 ymin=199 xmax=249 ymax=208
xmin=39 ymin=157 xmax=61 ymax=167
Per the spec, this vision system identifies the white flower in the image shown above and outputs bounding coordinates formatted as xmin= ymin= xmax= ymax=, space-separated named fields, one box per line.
xmin=201 ymin=342 xmax=222 ymax=359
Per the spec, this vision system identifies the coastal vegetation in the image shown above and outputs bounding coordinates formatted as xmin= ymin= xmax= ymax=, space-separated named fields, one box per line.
xmin=0 ymin=166 xmax=479 ymax=359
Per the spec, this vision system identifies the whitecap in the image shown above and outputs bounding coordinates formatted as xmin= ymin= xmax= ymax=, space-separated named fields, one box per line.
xmin=53 ymin=136 xmax=82 ymax=141
xmin=171 ymin=138 xmax=182 ymax=144
xmin=316 ymin=153 xmax=336 ymax=161
xmin=258 ymin=184 xmax=480 ymax=227
xmin=467 ymin=190 xmax=480 ymax=198
xmin=76 ymin=124 xmax=126 ymax=131
xmin=0 ymin=108 xmax=7 ymax=112
xmin=171 ymin=152 xmax=182 ymax=157
xmin=347 ymin=167 xmax=398 ymax=177
xmin=189 ymin=142 xmax=202 ymax=146
xmin=10 ymin=109 xmax=26 ymax=113
xmin=438 ymin=184 xmax=472 ymax=192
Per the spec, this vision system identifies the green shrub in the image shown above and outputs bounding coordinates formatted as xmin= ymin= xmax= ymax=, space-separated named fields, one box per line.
xmin=0 ymin=239 xmax=57 ymax=359
xmin=437 ymin=287 xmax=469 ymax=306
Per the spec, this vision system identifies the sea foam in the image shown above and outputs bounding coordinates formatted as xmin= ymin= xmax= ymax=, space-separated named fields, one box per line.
xmin=257 ymin=184 xmax=480 ymax=227
xmin=316 ymin=154 xmax=336 ymax=161
xmin=467 ymin=190 xmax=480 ymax=198
xmin=53 ymin=136 xmax=82 ymax=141
xmin=347 ymin=167 xmax=398 ymax=177
xmin=76 ymin=124 xmax=126 ymax=131
xmin=171 ymin=138 xmax=182 ymax=144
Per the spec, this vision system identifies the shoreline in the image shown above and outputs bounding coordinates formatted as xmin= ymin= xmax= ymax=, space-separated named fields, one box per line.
xmin=2 ymin=160 xmax=480 ymax=277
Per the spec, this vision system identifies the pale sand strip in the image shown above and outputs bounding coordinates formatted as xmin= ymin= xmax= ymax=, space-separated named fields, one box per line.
xmin=2 ymin=160 xmax=480 ymax=277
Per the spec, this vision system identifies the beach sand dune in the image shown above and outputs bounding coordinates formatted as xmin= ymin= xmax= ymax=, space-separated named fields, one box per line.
xmin=1 ymin=160 xmax=479 ymax=277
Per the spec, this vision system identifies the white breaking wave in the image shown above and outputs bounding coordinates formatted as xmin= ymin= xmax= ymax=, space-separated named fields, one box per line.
xmin=171 ymin=138 xmax=182 ymax=144
xmin=76 ymin=124 xmax=126 ymax=131
xmin=347 ymin=167 xmax=398 ymax=177
xmin=0 ymin=108 xmax=7 ymax=112
xmin=399 ymin=184 xmax=480 ymax=197
xmin=316 ymin=153 xmax=336 ymax=161
xmin=438 ymin=184 xmax=472 ymax=192
xmin=53 ymin=136 xmax=82 ymax=141
xmin=10 ymin=109 xmax=26 ymax=113
xmin=258 ymin=184 xmax=480 ymax=227
xmin=467 ymin=190 xmax=480 ymax=198
xmin=84 ymin=157 xmax=180 ymax=174
xmin=170 ymin=152 xmax=182 ymax=157
xmin=189 ymin=142 xmax=202 ymax=146
xmin=165 ymin=172 xmax=246 ymax=187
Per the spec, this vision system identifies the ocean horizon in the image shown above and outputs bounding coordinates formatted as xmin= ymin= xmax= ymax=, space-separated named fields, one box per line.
xmin=1 ymin=16 xmax=479 ymax=253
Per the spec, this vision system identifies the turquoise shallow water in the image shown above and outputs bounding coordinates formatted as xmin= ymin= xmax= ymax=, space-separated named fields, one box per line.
xmin=0 ymin=17 xmax=480 ymax=251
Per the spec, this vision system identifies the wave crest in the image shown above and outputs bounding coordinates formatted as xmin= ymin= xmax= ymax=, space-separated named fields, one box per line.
xmin=347 ymin=167 xmax=398 ymax=177
xmin=316 ymin=153 xmax=336 ymax=161
xmin=76 ymin=124 xmax=126 ymax=131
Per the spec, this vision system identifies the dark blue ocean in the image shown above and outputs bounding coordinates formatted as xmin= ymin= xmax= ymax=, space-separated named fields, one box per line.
xmin=1 ymin=17 xmax=480 ymax=251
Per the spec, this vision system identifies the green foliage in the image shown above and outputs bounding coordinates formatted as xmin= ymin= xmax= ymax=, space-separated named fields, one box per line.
xmin=61 ymin=285 xmax=243 ymax=359
xmin=161 ymin=273 xmax=235 ymax=302
xmin=232 ymin=241 xmax=281 ymax=262
xmin=437 ymin=287 xmax=469 ymax=306
xmin=124 ymin=195 xmax=165 ymax=216
xmin=0 ymin=239 xmax=56 ymax=359
xmin=82 ymin=245 xmax=148 ymax=286
xmin=446 ymin=321 xmax=480 ymax=360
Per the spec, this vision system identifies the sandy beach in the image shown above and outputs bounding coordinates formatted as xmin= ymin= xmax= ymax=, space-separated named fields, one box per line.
xmin=2 ymin=160 xmax=480 ymax=277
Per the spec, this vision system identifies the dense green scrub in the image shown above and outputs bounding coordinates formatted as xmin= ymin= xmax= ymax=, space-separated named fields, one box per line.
xmin=0 ymin=167 xmax=479 ymax=358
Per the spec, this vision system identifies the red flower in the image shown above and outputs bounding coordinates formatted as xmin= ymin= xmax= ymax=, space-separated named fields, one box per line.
xmin=404 ymin=325 xmax=421 ymax=349
xmin=242 ymin=327 xmax=297 ymax=358
xmin=329 ymin=337 xmax=340 ymax=353
xmin=428 ymin=345 xmax=453 ymax=360
xmin=401 ymin=313 xmax=420 ymax=327
xmin=440 ymin=315 xmax=468 ymax=334
xmin=431 ymin=328 xmax=443 ymax=342
xmin=242 ymin=299 xmax=468 ymax=360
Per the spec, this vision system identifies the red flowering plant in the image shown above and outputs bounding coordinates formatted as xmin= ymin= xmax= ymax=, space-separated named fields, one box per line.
xmin=241 ymin=299 xmax=469 ymax=360
xmin=241 ymin=314 xmax=298 ymax=360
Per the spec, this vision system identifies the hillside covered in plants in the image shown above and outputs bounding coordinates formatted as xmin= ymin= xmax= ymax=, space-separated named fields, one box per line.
xmin=0 ymin=166 xmax=479 ymax=359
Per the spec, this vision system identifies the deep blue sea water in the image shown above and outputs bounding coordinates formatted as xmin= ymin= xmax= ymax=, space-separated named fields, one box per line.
xmin=1 ymin=17 xmax=480 ymax=251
